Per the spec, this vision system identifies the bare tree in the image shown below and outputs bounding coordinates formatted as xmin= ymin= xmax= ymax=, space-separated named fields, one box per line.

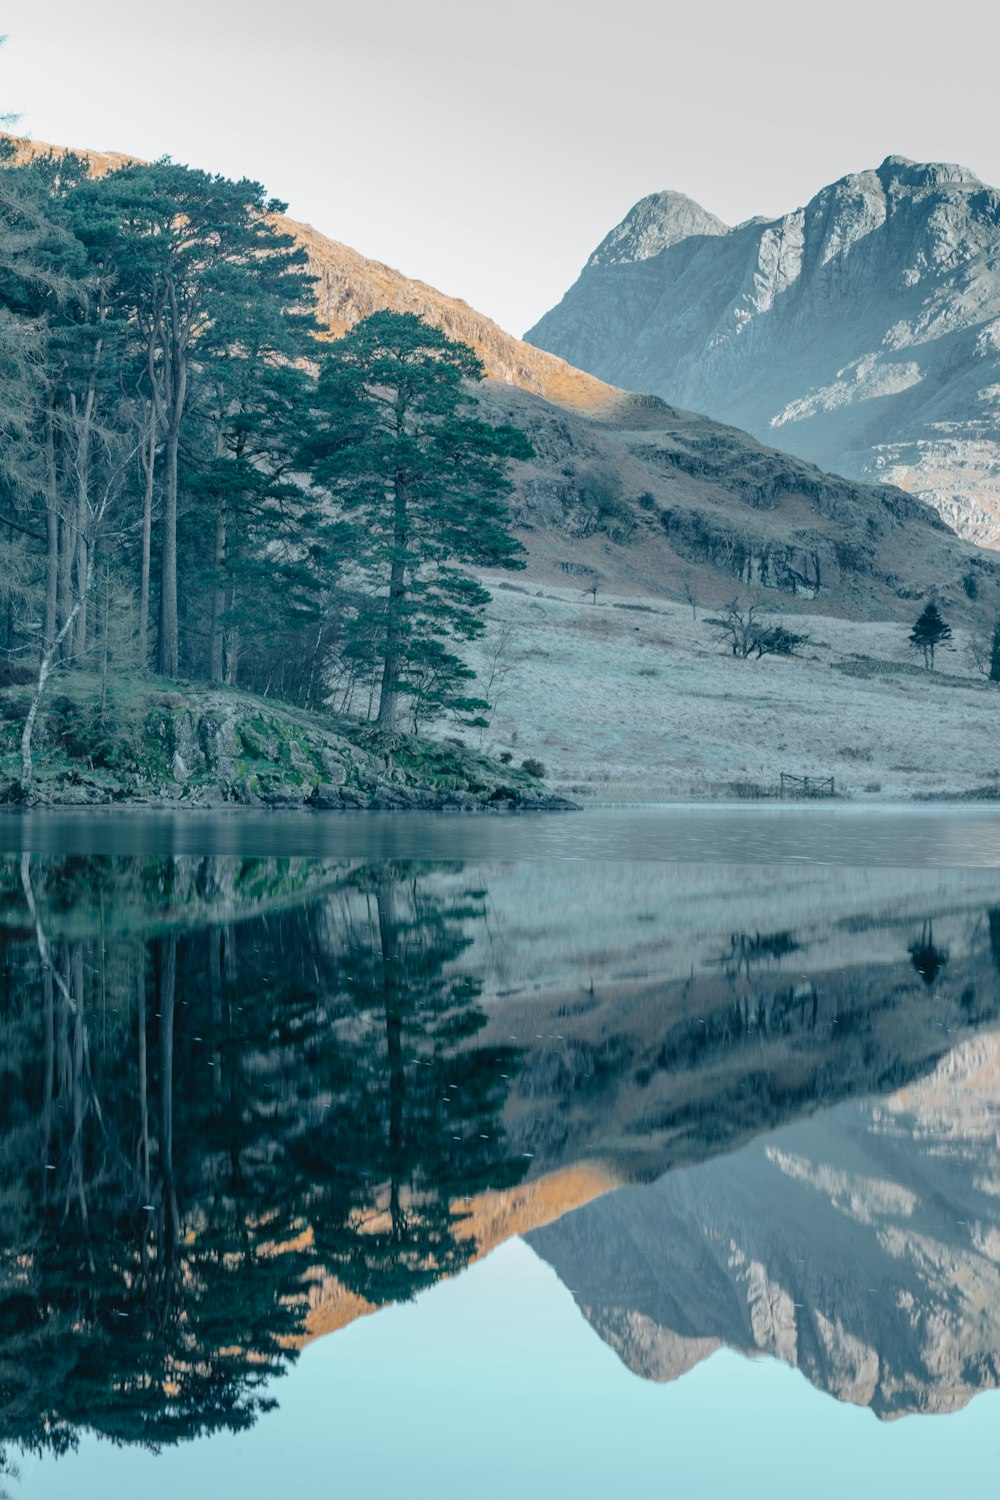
xmin=477 ymin=621 xmax=515 ymax=747
xmin=704 ymin=598 xmax=808 ymax=660
xmin=681 ymin=568 xmax=699 ymax=620
xmin=20 ymin=438 xmax=138 ymax=791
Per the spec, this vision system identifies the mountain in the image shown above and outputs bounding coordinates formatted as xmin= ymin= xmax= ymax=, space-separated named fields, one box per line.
xmin=10 ymin=136 xmax=1000 ymax=800
xmin=5 ymin=134 xmax=996 ymax=619
xmin=528 ymin=1029 xmax=1000 ymax=1419
xmin=526 ymin=157 xmax=1000 ymax=546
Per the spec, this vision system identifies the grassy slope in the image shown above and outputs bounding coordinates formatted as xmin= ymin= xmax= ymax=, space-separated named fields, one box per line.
xmin=465 ymin=579 xmax=1000 ymax=802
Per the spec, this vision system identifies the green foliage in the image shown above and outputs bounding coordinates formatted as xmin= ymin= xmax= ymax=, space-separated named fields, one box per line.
xmin=0 ymin=162 xmax=530 ymax=741
xmin=909 ymin=601 xmax=952 ymax=669
xmin=306 ymin=311 xmax=532 ymax=729
xmin=989 ymin=618 xmax=1000 ymax=685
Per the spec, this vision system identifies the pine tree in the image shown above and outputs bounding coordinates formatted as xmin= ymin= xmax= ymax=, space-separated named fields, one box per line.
xmin=909 ymin=601 xmax=952 ymax=669
xmin=73 ymin=161 xmax=316 ymax=676
xmin=306 ymin=311 xmax=532 ymax=731
xmin=989 ymin=618 xmax=1000 ymax=684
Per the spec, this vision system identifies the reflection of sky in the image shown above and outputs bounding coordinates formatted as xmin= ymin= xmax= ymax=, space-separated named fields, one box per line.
xmin=20 ymin=1238 xmax=1000 ymax=1500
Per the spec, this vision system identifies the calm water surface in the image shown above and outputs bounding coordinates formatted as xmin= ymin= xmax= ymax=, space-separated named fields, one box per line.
xmin=2 ymin=808 xmax=1000 ymax=1497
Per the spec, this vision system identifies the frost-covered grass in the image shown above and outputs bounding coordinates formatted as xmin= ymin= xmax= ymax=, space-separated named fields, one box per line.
xmin=464 ymin=580 xmax=1000 ymax=802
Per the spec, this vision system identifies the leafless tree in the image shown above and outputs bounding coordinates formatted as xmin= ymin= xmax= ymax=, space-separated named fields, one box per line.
xmin=20 ymin=436 xmax=139 ymax=791
xmin=704 ymin=598 xmax=808 ymax=660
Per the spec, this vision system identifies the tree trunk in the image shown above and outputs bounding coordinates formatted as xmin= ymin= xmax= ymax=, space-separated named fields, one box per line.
xmin=375 ymin=476 xmax=408 ymax=730
xmin=158 ymin=427 xmax=179 ymax=677
xmin=158 ymin=935 xmax=181 ymax=1264
xmin=43 ymin=404 xmax=59 ymax=651
xmin=376 ymin=879 xmax=406 ymax=1243
xmin=137 ymin=949 xmax=150 ymax=1198
xmin=21 ymin=476 xmax=113 ymax=790
xmin=138 ymin=409 xmax=156 ymax=668
xmin=57 ymin=490 xmax=74 ymax=660
xmin=210 ymin=487 xmax=227 ymax=681
xmin=21 ymin=604 xmax=81 ymax=788
xmin=42 ymin=965 xmax=54 ymax=1178
xmin=74 ymin=482 xmax=89 ymax=660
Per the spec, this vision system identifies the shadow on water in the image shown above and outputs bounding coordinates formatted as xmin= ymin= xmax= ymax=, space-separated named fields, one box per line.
xmin=1 ymin=851 xmax=1000 ymax=1477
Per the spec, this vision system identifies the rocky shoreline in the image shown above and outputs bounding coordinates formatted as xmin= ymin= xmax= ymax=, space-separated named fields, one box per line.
xmin=0 ymin=678 xmax=577 ymax=812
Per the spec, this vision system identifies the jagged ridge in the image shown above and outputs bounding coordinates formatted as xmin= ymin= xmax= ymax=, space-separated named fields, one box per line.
xmin=527 ymin=156 xmax=1000 ymax=545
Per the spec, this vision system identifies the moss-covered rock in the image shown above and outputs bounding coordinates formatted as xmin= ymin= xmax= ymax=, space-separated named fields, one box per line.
xmin=0 ymin=674 xmax=577 ymax=812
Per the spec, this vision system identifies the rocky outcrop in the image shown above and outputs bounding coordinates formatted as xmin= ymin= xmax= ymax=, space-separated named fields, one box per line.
xmin=527 ymin=157 xmax=1000 ymax=545
xmin=477 ymin=384 xmax=1000 ymax=621
xmin=0 ymin=680 xmax=573 ymax=810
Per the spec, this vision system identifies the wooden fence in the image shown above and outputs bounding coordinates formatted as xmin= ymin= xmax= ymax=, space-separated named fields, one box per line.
xmin=779 ymin=773 xmax=836 ymax=799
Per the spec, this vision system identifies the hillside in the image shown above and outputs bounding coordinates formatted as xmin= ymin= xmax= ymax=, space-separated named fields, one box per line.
xmin=526 ymin=157 xmax=1000 ymax=546
xmin=6 ymin=134 xmax=997 ymax=627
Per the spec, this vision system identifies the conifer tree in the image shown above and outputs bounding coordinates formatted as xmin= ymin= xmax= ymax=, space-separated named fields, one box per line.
xmin=306 ymin=311 xmax=532 ymax=730
xmin=909 ymin=601 xmax=952 ymax=669
xmin=73 ymin=161 xmax=316 ymax=675
xmin=989 ymin=618 xmax=1000 ymax=684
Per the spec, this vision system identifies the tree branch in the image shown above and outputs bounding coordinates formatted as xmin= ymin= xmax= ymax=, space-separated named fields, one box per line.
xmin=0 ymin=512 xmax=46 ymax=543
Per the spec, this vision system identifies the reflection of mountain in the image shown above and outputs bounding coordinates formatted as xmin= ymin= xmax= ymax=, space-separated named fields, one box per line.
xmin=528 ymin=1032 xmax=1000 ymax=1419
xmin=3 ymin=853 xmax=1000 ymax=1463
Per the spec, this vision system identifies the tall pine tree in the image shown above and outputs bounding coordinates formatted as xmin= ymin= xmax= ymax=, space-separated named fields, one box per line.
xmin=306 ymin=312 xmax=531 ymax=731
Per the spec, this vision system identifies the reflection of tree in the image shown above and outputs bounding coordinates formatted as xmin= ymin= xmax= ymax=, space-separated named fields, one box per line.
xmin=297 ymin=867 xmax=522 ymax=1306
xmin=0 ymin=856 xmax=523 ymax=1469
xmin=711 ymin=929 xmax=801 ymax=982
xmin=909 ymin=922 xmax=949 ymax=987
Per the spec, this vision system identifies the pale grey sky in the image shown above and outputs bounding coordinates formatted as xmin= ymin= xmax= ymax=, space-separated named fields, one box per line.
xmin=3 ymin=0 xmax=998 ymax=336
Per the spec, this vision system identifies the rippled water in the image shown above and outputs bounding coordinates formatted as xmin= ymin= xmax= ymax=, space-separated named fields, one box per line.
xmin=2 ymin=809 xmax=1000 ymax=1498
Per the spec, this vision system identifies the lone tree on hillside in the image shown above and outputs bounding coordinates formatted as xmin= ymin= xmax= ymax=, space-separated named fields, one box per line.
xmin=705 ymin=599 xmax=809 ymax=660
xmin=909 ymin=602 xmax=952 ymax=669
xmin=305 ymin=311 xmax=532 ymax=732
xmin=990 ymin=619 xmax=1000 ymax=684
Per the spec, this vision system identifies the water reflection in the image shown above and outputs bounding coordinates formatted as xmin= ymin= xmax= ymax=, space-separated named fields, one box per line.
xmin=0 ymin=856 xmax=524 ymax=1464
xmin=1 ymin=853 xmax=1000 ymax=1480
xmin=529 ymin=1030 xmax=1000 ymax=1419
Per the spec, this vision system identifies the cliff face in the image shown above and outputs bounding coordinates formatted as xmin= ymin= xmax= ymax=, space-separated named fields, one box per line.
xmin=527 ymin=157 xmax=1000 ymax=545
xmin=528 ymin=1030 xmax=1000 ymax=1419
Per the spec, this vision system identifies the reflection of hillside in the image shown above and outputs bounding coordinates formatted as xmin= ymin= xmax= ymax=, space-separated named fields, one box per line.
xmin=301 ymin=1164 xmax=617 ymax=1344
xmin=488 ymin=876 xmax=1000 ymax=1181
xmin=3 ymin=853 xmax=1000 ymax=1462
xmin=529 ymin=1032 xmax=1000 ymax=1419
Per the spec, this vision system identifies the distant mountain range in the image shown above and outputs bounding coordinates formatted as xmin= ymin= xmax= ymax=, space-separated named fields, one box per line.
xmin=526 ymin=157 xmax=1000 ymax=546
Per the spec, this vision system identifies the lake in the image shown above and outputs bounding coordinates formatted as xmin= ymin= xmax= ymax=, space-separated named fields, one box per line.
xmin=2 ymin=807 xmax=1000 ymax=1498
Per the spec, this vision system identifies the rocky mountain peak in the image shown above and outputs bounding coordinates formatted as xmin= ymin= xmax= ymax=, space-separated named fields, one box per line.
xmin=527 ymin=156 xmax=1000 ymax=545
xmin=875 ymin=153 xmax=983 ymax=190
xmin=587 ymin=190 xmax=729 ymax=268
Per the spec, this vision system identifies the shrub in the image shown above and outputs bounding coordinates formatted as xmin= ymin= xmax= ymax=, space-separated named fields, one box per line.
xmin=498 ymin=751 xmax=513 ymax=765
xmin=520 ymin=757 xmax=546 ymax=778
xmin=0 ymin=660 xmax=35 ymax=687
